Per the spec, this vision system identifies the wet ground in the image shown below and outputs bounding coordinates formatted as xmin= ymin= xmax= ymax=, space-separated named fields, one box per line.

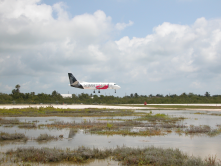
xmin=1 ymin=109 xmax=221 ymax=165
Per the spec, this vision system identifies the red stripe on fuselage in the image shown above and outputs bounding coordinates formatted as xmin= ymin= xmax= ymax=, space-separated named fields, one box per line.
xmin=96 ymin=85 xmax=109 ymax=89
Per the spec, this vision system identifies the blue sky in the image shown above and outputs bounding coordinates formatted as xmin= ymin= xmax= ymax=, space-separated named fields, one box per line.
xmin=0 ymin=0 xmax=221 ymax=97
xmin=42 ymin=0 xmax=221 ymax=38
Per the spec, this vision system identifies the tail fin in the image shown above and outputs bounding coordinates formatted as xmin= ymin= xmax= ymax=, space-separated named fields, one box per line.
xmin=68 ymin=73 xmax=77 ymax=84
xmin=68 ymin=73 xmax=84 ymax=89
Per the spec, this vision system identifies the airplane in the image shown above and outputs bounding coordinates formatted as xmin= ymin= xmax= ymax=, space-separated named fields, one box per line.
xmin=68 ymin=73 xmax=121 ymax=93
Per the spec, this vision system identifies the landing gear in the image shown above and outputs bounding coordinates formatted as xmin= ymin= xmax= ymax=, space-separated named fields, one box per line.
xmin=115 ymin=90 xmax=116 ymax=93
xmin=98 ymin=90 xmax=100 ymax=93
xmin=93 ymin=90 xmax=95 ymax=93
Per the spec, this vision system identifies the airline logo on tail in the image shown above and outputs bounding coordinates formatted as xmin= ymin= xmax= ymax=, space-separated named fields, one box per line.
xmin=68 ymin=73 xmax=84 ymax=89
xmin=68 ymin=73 xmax=120 ymax=93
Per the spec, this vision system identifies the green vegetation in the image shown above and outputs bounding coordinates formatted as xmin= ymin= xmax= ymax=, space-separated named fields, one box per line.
xmin=5 ymin=146 xmax=221 ymax=165
xmin=0 ymin=118 xmax=37 ymax=128
xmin=1 ymin=85 xmax=221 ymax=104
xmin=92 ymin=128 xmax=164 ymax=136
xmin=194 ymin=112 xmax=221 ymax=116
xmin=36 ymin=134 xmax=57 ymax=142
xmin=136 ymin=113 xmax=185 ymax=123
xmin=0 ymin=118 xmax=20 ymax=124
xmin=18 ymin=123 xmax=37 ymax=129
xmin=42 ymin=117 xmax=184 ymax=136
xmin=0 ymin=107 xmax=142 ymax=117
xmin=175 ymin=125 xmax=221 ymax=137
xmin=0 ymin=132 xmax=28 ymax=141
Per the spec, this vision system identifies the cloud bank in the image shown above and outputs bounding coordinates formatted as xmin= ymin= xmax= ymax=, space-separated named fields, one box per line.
xmin=0 ymin=0 xmax=221 ymax=95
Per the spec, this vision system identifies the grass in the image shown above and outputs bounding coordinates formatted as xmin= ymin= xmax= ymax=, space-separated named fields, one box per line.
xmin=41 ymin=119 xmax=189 ymax=136
xmin=36 ymin=134 xmax=57 ymax=142
xmin=136 ymin=113 xmax=185 ymax=123
xmin=194 ymin=112 xmax=221 ymax=116
xmin=0 ymin=132 xmax=28 ymax=141
xmin=0 ymin=118 xmax=37 ymax=129
xmin=91 ymin=128 xmax=164 ymax=136
xmin=175 ymin=125 xmax=221 ymax=137
xmin=0 ymin=118 xmax=20 ymax=124
xmin=0 ymin=107 xmax=144 ymax=117
xmin=18 ymin=123 xmax=37 ymax=129
xmin=6 ymin=146 xmax=221 ymax=165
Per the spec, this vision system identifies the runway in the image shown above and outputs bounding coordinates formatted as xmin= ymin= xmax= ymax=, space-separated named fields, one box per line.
xmin=0 ymin=104 xmax=151 ymax=110
xmin=0 ymin=104 xmax=221 ymax=111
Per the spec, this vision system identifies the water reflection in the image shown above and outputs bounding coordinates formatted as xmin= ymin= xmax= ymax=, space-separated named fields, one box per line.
xmin=0 ymin=110 xmax=221 ymax=161
xmin=68 ymin=129 xmax=77 ymax=138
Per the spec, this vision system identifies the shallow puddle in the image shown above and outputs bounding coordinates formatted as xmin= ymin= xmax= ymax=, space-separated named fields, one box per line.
xmin=1 ymin=109 xmax=221 ymax=163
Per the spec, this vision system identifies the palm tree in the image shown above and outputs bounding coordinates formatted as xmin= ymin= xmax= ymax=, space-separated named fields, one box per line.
xmin=205 ymin=92 xmax=210 ymax=97
xmin=15 ymin=84 xmax=20 ymax=93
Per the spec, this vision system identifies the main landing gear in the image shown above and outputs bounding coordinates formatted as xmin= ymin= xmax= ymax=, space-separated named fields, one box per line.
xmin=98 ymin=90 xmax=100 ymax=93
xmin=115 ymin=90 xmax=116 ymax=93
xmin=93 ymin=90 xmax=95 ymax=93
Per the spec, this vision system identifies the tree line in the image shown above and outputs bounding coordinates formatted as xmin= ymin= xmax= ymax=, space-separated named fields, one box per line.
xmin=0 ymin=84 xmax=221 ymax=104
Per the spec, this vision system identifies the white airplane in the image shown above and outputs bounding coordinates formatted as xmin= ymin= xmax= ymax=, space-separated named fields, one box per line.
xmin=68 ymin=73 xmax=121 ymax=93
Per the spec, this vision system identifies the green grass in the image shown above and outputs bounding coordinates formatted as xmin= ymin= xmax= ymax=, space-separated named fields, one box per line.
xmin=0 ymin=107 xmax=143 ymax=117
xmin=0 ymin=132 xmax=28 ymax=141
xmin=194 ymin=112 xmax=221 ymax=116
xmin=175 ymin=125 xmax=221 ymax=137
xmin=36 ymin=134 xmax=57 ymax=142
xmin=5 ymin=146 xmax=221 ymax=165
xmin=91 ymin=128 xmax=164 ymax=136
xmin=136 ymin=113 xmax=185 ymax=123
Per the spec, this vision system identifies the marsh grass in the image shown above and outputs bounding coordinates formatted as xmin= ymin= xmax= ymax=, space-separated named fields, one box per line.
xmin=0 ymin=118 xmax=20 ymax=124
xmin=6 ymin=146 xmax=221 ymax=165
xmin=0 ymin=118 xmax=37 ymax=129
xmin=36 ymin=134 xmax=57 ymax=142
xmin=91 ymin=128 xmax=164 ymax=136
xmin=0 ymin=107 xmax=143 ymax=117
xmin=194 ymin=112 xmax=221 ymax=116
xmin=136 ymin=113 xmax=185 ymax=123
xmin=175 ymin=125 xmax=221 ymax=137
xmin=41 ymin=118 xmax=190 ymax=136
xmin=0 ymin=132 xmax=28 ymax=141
xmin=18 ymin=123 xmax=37 ymax=129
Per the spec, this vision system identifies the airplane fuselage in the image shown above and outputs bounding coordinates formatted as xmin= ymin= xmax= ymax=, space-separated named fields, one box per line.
xmin=79 ymin=82 xmax=120 ymax=90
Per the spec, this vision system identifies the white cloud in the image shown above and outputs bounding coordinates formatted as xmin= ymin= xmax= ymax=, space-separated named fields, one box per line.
xmin=190 ymin=81 xmax=202 ymax=89
xmin=114 ymin=17 xmax=221 ymax=84
xmin=0 ymin=0 xmax=221 ymax=95
xmin=115 ymin=20 xmax=134 ymax=30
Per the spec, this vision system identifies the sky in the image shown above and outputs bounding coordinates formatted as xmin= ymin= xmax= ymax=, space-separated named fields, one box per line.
xmin=0 ymin=0 xmax=221 ymax=97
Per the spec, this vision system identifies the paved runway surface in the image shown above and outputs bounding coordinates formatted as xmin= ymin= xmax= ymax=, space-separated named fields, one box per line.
xmin=0 ymin=104 xmax=221 ymax=111
xmin=0 ymin=104 xmax=151 ymax=110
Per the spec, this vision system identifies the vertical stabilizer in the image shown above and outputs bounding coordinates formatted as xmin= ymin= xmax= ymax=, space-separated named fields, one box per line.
xmin=68 ymin=73 xmax=84 ymax=89
xmin=68 ymin=73 xmax=77 ymax=84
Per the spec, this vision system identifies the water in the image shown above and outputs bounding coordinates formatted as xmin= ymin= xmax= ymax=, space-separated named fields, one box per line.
xmin=1 ymin=109 xmax=221 ymax=161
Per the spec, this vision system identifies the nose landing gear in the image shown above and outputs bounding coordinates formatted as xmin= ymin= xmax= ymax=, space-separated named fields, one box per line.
xmin=115 ymin=90 xmax=116 ymax=93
